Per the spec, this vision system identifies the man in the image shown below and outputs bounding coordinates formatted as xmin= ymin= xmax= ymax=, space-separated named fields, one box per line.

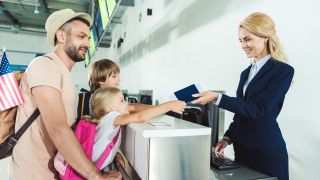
xmin=10 ymin=9 xmax=121 ymax=180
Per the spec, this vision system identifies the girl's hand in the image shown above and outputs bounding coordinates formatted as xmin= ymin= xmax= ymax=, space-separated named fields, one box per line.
xmin=167 ymin=100 xmax=186 ymax=114
xmin=191 ymin=91 xmax=219 ymax=105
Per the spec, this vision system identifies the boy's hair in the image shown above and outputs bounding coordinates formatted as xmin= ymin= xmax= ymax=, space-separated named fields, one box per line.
xmin=88 ymin=87 xmax=121 ymax=124
xmin=88 ymin=59 xmax=120 ymax=92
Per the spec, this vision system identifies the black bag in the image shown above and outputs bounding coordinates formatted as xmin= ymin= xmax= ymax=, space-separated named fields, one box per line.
xmin=0 ymin=108 xmax=40 ymax=159
xmin=76 ymin=89 xmax=91 ymax=121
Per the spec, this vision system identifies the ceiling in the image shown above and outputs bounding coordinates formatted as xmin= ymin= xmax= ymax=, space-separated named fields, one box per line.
xmin=0 ymin=0 xmax=133 ymax=47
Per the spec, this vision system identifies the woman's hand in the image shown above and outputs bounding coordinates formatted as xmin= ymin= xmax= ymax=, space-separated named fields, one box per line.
xmin=214 ymin=138 xmax=230 ymax=156
xmin=191 ymin=91 xmax=219 ymax=105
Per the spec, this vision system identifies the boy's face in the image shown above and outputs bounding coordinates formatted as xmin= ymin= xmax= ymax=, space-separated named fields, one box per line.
xmin=110 ymin=92 xmax=129 ymax=114
xmin=100 ymin=72 xmax=120 ymax=88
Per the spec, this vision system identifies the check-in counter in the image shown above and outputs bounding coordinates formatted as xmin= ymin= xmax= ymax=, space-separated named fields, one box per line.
xmin=121 ymin=115 xmax=211 ymax=180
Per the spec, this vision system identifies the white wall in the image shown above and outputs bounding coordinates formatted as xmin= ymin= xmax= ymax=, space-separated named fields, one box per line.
xmin=107 ymin=0 xmax=320 ymax=179
xmin=1 ymin=0 xmax=319 ymax=179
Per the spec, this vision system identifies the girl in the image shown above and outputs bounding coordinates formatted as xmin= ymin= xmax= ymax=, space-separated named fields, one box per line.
xmin=89 ymin=87 xmax=186 ymax=170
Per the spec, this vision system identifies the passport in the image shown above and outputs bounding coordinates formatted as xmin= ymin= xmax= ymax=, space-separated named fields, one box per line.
xmin=172 ymin=84 xmax=205 ymax=102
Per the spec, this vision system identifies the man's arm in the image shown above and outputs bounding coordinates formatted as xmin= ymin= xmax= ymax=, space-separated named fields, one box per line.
xmin=32 ymin=86 xmax=103 ymax=180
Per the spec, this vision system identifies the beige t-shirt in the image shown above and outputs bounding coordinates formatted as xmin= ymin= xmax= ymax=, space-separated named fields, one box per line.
xmin=10 ymin=52 xmax=78 ymax=180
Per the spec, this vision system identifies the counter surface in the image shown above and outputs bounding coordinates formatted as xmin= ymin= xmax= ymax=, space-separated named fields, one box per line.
xmin=128 ymin=115 xmax=211 ymax=138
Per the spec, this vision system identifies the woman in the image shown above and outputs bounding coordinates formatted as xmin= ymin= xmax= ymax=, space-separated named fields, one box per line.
xmin=192 ymin=12 xmax=294 ymax=180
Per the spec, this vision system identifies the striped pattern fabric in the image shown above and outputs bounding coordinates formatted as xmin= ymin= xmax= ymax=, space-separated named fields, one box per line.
xmin=0 ymin=51 xmax=24 ymax=111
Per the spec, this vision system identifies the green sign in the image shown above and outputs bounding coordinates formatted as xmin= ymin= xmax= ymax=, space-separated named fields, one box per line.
xmin=89 ymin=30 xmax=95 ymax=56
xmin=84 ymin=53 xmax=90 ymax=67
xmin=99 ymin=0 xmax=109 ymax=29
xmin=107 ymin=0 xmax=116 ymax=17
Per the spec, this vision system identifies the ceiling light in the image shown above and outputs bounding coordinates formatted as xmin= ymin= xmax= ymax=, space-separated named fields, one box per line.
xmin=34 ymin=6 xmax=39 ymax=14
xmin=34 ymin=0 xmax=39 ymax=14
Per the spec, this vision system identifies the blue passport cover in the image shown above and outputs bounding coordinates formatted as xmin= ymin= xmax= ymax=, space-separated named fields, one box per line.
xmin=174 ymin=84 xmax=199 ymax=102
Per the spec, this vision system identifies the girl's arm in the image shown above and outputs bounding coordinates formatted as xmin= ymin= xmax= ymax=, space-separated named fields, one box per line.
xmin=114 ymin=100 xmax=186 ymax=126
xmin=128 ymin=103 xmax=153 ymax=113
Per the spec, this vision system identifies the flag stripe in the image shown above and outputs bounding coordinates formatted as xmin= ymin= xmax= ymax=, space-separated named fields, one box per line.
xmin=0 ymin=73 xmax=24 ymax=111
xmin=1 ymin=75 xmax=15 ymax=107
xmin=3 ymin=73 xmax=19 ymax=105
xmin=8 ymin=73 xmax=24 ymax=104
xmin=0 ymin=76 xmax=11 ymax=110
xmin=0 ymin=85 xmax=7 ymax=110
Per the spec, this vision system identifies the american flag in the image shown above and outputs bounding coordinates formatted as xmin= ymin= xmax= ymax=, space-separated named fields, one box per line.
xmin=0 ymin=51 xmax=24 ymax=111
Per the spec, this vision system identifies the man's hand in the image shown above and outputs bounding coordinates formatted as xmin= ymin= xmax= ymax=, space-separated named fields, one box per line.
xmin=90 ymin=171 xmax=121 ymax=180
xmin=103 ymin=171 xmax=122 ymax=180
xmin=115 ymin=152 xmax=125 ymax=167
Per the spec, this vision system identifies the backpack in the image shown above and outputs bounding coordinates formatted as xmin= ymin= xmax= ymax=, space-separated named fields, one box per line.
xmin=54 ymin=119 xmax=121 ymax=179
xmin=0 ymin=71 xmax=24 ymax=143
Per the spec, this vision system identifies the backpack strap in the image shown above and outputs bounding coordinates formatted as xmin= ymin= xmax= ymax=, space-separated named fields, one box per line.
xmin=76 ymin=92 xmax=91 ymax=123
xmin=9 ymin=55 xmax=52 ymax=146
xmin=9 ymin=108 xmax=40 ymax=147
xmin=96 ymin=128 xmax=121 ymax=169
xmin=80 ymin=93 xmax=86 ymax=117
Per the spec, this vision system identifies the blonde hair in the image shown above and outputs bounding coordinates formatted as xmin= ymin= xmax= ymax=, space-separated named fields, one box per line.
xmin=88 ymin=59 xmax=120 ymax=92
xmin=84 ymin=87 xmax=121 ymax=124
xmin=240 ymin=12 xmax=287 ymax=63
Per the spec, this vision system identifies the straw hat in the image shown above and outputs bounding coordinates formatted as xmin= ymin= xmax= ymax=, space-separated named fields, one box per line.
xmin=45 ymin=8 xmax=92 ymax=46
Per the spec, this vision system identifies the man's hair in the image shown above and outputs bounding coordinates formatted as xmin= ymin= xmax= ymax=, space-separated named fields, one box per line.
xmin=54 ymin=17 xmax=90 ymax=45
xmin=88 ymin=59 xmax=120 ymax=92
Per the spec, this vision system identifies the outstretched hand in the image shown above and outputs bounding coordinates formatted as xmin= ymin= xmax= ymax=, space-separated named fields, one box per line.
xmin=191 ymin=91 xmax=219 ymax=105
xmin=167 ymin=100 xmax=186 ymax=114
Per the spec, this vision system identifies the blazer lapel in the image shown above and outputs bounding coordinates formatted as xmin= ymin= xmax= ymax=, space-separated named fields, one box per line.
xmin=238 ymin=67 xmax=251 ymax=98
xmin=246 ymin=58 xmax=275 ymax=94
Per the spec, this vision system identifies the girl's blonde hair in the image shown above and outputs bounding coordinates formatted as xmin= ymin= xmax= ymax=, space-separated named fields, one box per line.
xmin=88 ymin=59 xmax=120 ymax=92
xmin=83 ymin=87 xmax=121 ymax=124
xmin=240 ymin=12 xmax=287 ymax=63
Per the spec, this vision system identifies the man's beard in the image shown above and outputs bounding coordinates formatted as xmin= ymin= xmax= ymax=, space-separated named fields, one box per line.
xmin=64 ymin=40 xmax=86 ymax=63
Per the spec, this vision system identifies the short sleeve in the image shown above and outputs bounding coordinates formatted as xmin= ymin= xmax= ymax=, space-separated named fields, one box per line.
xmin=96 ymin=111 xmax=121 ymax=137
xmin=27 ymin=57 xmax=61 ymax=92
xmin=93 ymin=111 xmax=121 ymax=165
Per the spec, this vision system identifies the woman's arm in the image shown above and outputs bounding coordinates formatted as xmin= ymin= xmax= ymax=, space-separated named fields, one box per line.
xmin=219 ymin=66 xmax=294 ymax=120
xmin=114 ymin=100 xmax=186 ymax=126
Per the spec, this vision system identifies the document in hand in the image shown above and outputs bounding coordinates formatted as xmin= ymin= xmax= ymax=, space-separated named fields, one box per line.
xmin=171 ymin=84 xmax=205 ymax=102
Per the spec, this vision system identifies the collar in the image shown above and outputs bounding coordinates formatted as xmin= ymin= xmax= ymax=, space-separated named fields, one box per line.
xmin=252 ymin=54 xmax=271 ymax=70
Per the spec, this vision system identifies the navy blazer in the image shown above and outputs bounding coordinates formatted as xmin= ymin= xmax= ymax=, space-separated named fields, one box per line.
xmin=219 ymin=58 xmax=294 ymax=149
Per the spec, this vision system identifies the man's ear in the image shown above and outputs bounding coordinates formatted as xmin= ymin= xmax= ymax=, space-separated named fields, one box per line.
xmin=56 ymin=29 xmax=66 ymax=44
